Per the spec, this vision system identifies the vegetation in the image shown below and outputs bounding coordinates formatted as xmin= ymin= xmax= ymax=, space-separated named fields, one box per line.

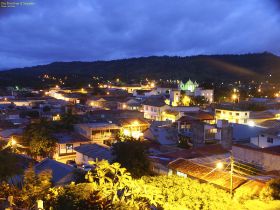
xmin=0 ymin=160 xmax=280 ymax=209
xmin=23 ymin=119 xmax=57 ymax=157
xmin=1 ymin=52 xmax=280 ymax=87
xmin=112 ymin=139 xmax=151 ymax=178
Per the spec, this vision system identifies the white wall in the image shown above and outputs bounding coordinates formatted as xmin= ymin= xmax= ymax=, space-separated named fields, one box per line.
xmin=251 ymin=135 xmax=280 ymax=148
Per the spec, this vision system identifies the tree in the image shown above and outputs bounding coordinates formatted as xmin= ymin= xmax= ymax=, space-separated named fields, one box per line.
xmin=21 ymin=166 xmax=52 ymax=208
xmin=111 ymin=140 xmax=151 ymax=178
xmin=0 ymin=149 xmax=22 ymax=182
xmin=23 ymin=119 xmax=57 ymax=157
xmin=260 ymin=178 xmax=280 ymax=201
xmin=190 ymin=96 xmax=209 ymax=105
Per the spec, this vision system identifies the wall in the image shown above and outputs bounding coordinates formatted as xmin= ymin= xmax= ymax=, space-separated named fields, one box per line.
xmin=232 ymin=145 xmax=280 ymax=171
xmin=251 ymin=135 xmax=280 ymax=148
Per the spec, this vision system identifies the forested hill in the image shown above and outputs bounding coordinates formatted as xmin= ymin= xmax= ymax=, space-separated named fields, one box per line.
xmin=0 ymin=52 xmax=280 ymax=87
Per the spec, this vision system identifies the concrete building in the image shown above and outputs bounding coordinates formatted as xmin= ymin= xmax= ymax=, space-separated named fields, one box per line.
xmin=74 ymin=143 xmax=112 ymax=165
xmin=143 ymin=98 xmax=169 ymax=121
xmin=215 ymin=108 xmax=250 ymax=124
xmin=232 ymin=144 xmax=280 ymax=171
xmin=194 ymin=88 xmax=214 ymax=103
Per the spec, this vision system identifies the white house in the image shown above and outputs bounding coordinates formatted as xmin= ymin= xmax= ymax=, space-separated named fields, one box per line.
xmin=142 ymin=98 xmax=169 ymax=121
xmin=250 ymin=128 xmax=280 ymax=148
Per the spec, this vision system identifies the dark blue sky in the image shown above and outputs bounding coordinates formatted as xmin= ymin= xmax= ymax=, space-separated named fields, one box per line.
xmin=0 ymin=0 xmax=280 ymax=69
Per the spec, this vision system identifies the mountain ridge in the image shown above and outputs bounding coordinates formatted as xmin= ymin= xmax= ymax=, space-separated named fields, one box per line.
xmin=0 ymin=52 xmax=279 ymax=87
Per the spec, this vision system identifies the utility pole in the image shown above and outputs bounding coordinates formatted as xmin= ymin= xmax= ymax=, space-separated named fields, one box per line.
xmin=230 ymin=155 xmax=234 ymax=196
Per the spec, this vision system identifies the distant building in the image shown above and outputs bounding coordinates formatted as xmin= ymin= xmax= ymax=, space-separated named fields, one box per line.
xmin=194 ymin=88 xmax=213 ymax=103
xmin=250 ymin=128 xmax=280 ymax=148
xmin=232 ymin=144 xmax=280 ymax=171
xmin=215 ymin=108 xmax=250 ymax=124
xmin=179 ymin=79 xmax=198 ymax=92
xmin=52 ymin=132 xmax=90 ymax=163
xmin=143 ymin=97 xmax=169 ymax=121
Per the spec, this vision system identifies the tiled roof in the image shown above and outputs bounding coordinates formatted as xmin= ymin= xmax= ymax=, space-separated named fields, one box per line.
xmin=115 ymin=118 xmax=150 ymax=127
xmin=178 ymin=111 xmax=214 ymax=122
xmin=142 ymin=98 xmax=167 ymax=107
xmin=74 ymin=143 xmax=112 ymax=161
xmin=259 ymin=120 xmax=280 ymax=128
xmin=159 ymin=144 xmax=229 ymax=160
xmin=233 ymin=144 xmax=280 ymax=156
xmin=35 ymin=158 xmax=75 ymax=185
xmin=169 ymin=158 xmax=246 ymax=190
xmin=53 ymin=132 xmax=90 ymax=144
xmin=250 ymin=111 xmax=275 ymax=119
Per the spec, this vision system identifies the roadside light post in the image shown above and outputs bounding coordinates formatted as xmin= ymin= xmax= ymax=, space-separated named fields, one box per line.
xmin=230 ymin=155 xmax=234 ymax=197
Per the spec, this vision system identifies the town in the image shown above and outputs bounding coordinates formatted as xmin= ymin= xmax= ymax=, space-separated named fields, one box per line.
xmin=0 ymin=76 xmax=280 ymax=209
xmin=1 ymin=0 xmax=280 ymax=209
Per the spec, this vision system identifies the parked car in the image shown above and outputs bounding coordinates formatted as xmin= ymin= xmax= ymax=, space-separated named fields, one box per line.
xmin=66 ymin=160 xmax=77 ymax=168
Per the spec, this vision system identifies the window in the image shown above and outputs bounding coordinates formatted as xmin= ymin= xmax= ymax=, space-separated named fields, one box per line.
xmin=267 ymin=137 xmax=274 ymax=143
xmin=66 ymin=144 xmax=73 ymax=153
xmin=236 ymin=112 xmax=239 ymax=116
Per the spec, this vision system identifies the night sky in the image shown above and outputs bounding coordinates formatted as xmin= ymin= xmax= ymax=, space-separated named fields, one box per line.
xmin=0 ymin=0 xmax=280 ymax=69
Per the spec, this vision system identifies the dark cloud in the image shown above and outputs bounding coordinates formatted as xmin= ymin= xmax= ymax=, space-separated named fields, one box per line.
xmin=0 ymin=0 xmax=280 ymax=69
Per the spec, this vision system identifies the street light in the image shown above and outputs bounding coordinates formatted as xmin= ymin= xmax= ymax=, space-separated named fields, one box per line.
xmin=216 ymin=162 xmax=224 ymax=170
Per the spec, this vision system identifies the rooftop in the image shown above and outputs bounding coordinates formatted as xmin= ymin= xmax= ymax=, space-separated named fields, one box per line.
xmin=169 ymin=158 xmax=246 ymax=191
xmin=74 ymin=143 xmax=112 ymax=161
xmin=233 ymin=144 xmax=280 ymax=156
xmin=35 ymin=158 xmax=75 ymax=185
xmin=52 ymin=132 xmax=90 ymax=144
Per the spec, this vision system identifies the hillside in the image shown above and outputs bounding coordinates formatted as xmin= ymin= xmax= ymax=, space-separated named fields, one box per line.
xmin=0 ymin=52 xmax=280 ymax=87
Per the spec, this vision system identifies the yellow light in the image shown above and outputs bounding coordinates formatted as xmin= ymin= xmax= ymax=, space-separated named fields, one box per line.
xmin=150 ymin=82 xmax=155 ymax=88
xmin=216 ymin=162 xmax=223 ymax=170
xmin=11 ymin=138 xmax=17 ymax=146
xmin=123 ymin=129 xmax=130 ymax=136
xmin=122 ymin=104 xmax=127 ymax=109
xmin=132 ymin=120 xmax=139 ymax=126
xmin=106 ymin=92 xmax=110 ymax=95
xmin=258 ymin=88 xmax=261 ymax=93
xmin=232 ymin=94 xmax=237 ymax=100
xmin=248 ymin=121 xmax=255 ymax=127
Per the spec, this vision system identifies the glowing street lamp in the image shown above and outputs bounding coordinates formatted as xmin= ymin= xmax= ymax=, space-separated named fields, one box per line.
xmin=216 ymin=162 xmax=224 ymax=170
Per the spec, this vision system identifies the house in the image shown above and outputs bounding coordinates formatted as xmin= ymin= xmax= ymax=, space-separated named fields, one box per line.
xmin=115 ymin=118 xmax=150 ymax=139
xmin=232 ymin=144 xmax=280 ymax=171
xmin=74 ymin=118 xmax=149 ymax=143
xmin=161 ymin=110 xmax=181 ymax=122
xmin=194 ymin=88 xmax=214 ymax=103
xmin=86 ymin=110 xmax=144 ymax=121
xmin=215 ymin=108 xmax=250 ymax=124
xmin=143 ymin=97 xmax=169 ymax=121
xmin=34 ymin=158 xmax=76 ymax=185
xmin=144 ymin=122 xmax=178 ymax=145
xmin=74 ymin=143 xmax=112 ymax=165
xmin=117 ymin=98 xmax=142 ymax=111
xmin=168 ymin=158 xmax=246 ymax=191
xmin=149 ymin=144 xmax=230 ymax=175
xmin=74 ymin=122 xmax=120 ymax=145
xmin=250 ymin=128 xmax=280 ymax=148
xmin=52 ymin=132 xmax=90 ymax=163
xmin=0 ymin=128 xmax=23 ymax=141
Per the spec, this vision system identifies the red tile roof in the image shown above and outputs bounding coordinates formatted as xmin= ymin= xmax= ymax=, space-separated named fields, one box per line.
xmin=169 ymin=158 xmax=247 ymax=191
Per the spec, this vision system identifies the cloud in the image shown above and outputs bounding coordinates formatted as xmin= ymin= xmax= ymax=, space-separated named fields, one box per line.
xmin=0 ymin=0 xmax=279 ymax=69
